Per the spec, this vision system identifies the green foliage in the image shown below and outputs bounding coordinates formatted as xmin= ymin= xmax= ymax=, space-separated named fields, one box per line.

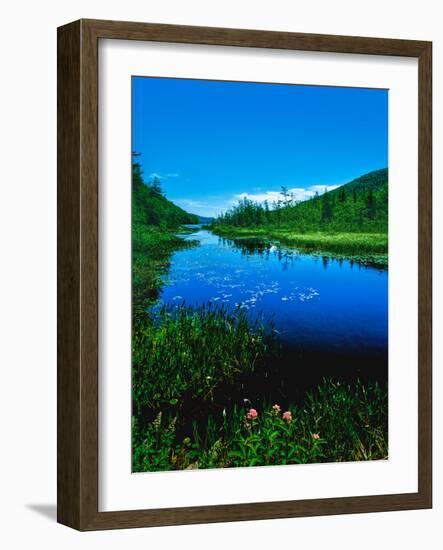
xmin=132 ymin=304 xmax=280 ymax=420
xmin=212 ymin=168 xmax=388 ymax=234
xmin=132 ymin=155 xmax=198 ymax=231
xmin=211 ymin=168 xmax=389 ymax=259
xmin=132 ymin=155 xmax=199 ymax=311
xmin=133 ymin=413 xmax=178 ymax=472
xmin=321 ymin=188 xmax=333 ymax=223
xmin=133 ymin=379 xmax=388 ymax=471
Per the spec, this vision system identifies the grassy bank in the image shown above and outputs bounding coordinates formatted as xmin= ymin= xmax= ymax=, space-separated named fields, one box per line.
xmin=132 ymin=154 xmax=200 ymax=310
xmin=212 ymin=226 xmax=387 ymax=253
xmin=132 ymin=304 xmax=388 ymax=471
xmin=212 ymin=226 xmax=388 ymax=266
xmin=132 ymin=225 xmax=198 ymax=312
xmin=209 ymin=168 xmax=388 ymax=265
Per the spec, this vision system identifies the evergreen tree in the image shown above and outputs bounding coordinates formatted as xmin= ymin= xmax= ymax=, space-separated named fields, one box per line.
xmin=264 ymin=200 xmax=270 ymax=222
xmin=211 ymin=168 xmax=388 ymax=234
xmin=132 ymin=152 xmax=143 ymax=184
xmin=150 ymin=176 xmax=163 ymax=195
xmin=132 ymin=153 xmax=198 ymax=228
xmin=280 ymin=186 xmax=290 ymax=206
xmin=365 ymin=189 xmax=376 ymax=219
xmin=321 ymin=189 xmax=333 ymax=223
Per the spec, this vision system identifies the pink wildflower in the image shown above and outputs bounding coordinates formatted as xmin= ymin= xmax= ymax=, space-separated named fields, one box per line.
xmin=272 ymin=404 xmax=281 ymax=412
xmin=282 ymin=411 xmax=292 ymax=422
xmin=311 ymin=433 xmax=320 ymax=440
xmin=246 ymin=408 xmax=258 ymax=420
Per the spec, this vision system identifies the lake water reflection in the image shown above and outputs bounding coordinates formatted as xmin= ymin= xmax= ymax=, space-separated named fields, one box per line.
xmin=157 ymin=228 xmax=388 ymax=385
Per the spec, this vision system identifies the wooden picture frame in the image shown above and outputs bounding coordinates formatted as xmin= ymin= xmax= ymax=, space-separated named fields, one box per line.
xmin=57 ymin=18 xmax=432 ymax=530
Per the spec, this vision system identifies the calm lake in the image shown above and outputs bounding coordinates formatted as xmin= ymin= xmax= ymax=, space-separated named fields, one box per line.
xmin=156 ymin=227 xmax=388 ymax=389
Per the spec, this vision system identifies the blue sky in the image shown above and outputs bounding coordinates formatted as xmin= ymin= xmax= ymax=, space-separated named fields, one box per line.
xmin=132 ymin=77 xmax=388 ymax=217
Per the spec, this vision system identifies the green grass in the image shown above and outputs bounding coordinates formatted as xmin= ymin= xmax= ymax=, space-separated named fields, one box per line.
xmin=133 ymin=304 xmax=280 ymax=417
xmin=133 ymin=378 xmax=388 ymax=471
xmin=212 ymin=226 xmax=388 ymax=266
xmin=213 ymin=226 xmax=387 ymax=253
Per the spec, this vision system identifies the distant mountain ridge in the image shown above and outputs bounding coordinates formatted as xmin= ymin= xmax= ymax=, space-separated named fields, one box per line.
xmin=196 ymin=215 xmax=214 ymax=224
xmin=332 ymin=168 xmax=388 ymax=195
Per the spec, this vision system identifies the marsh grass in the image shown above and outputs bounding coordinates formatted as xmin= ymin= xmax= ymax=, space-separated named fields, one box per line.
xmin=212 ymin=226 xmax=387 ymax=259
xmin=133 ymin=304 xmax=280 ymax=418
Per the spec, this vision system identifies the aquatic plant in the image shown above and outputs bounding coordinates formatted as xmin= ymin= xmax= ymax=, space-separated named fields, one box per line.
xmin=132 ymin=303 xmax=280 ymax=421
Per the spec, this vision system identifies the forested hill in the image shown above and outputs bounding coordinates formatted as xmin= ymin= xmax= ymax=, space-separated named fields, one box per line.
xmin=133 ymin=159 xmax=199 ymax=230
xmin=197 ymin=215 xmax=214 ymax=224
xmin=213 ymin=168 xmax=388 ymax=233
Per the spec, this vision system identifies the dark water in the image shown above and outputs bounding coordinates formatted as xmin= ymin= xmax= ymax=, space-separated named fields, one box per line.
xmin=158 ymin=227 xmax=388 ymax=390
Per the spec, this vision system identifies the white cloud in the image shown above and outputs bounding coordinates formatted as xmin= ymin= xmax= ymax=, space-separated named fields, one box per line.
xmin=234 ymin=184 xmax=342 ymax=205
xmin=173 ymin=183 xmax=344 ymax=218
xmin=235 ymin=191 xmax=283 ymax=204
xmin=149 ymin=172 xmax=179 ymax=180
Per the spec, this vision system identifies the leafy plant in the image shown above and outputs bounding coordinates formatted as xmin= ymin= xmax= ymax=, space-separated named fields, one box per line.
xmin=132 ymin=304 xmax=280 ymax=423
xmin=133 ymin=379 xmax=388 ymax=472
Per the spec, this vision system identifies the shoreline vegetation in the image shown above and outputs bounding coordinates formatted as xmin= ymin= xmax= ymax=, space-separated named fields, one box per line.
xmin=133 ymin=304 xmax=387 ymax=471
xmin=212 ymin=227 xmax=388 ymax=267
xmin=210 ymin=168 xmax=388 ymax=267
xmin=132 ymin=159 xmax=388 ymax=472
xmin=132 ymin=154 xmax=199 ymax=312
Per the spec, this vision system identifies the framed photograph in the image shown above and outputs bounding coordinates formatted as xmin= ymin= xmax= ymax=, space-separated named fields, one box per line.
xmin=57 ymin=19 xmax=432 ymax=530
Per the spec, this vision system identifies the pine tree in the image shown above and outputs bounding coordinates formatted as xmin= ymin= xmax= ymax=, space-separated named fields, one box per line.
xmin=150 ymin=176 xmax=163 ymax=195
xmin=321 ymin=189 xmax=333 ymax=223
xmin=264 ymin=200 xmax=270 ymax=222
xmin=366 ymin=189 xmax=376 ymax=219
xmin=280 ymin=186 xmax=290 ymax=206
xmin=132 ymin=152 xmax=143 ymax=184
